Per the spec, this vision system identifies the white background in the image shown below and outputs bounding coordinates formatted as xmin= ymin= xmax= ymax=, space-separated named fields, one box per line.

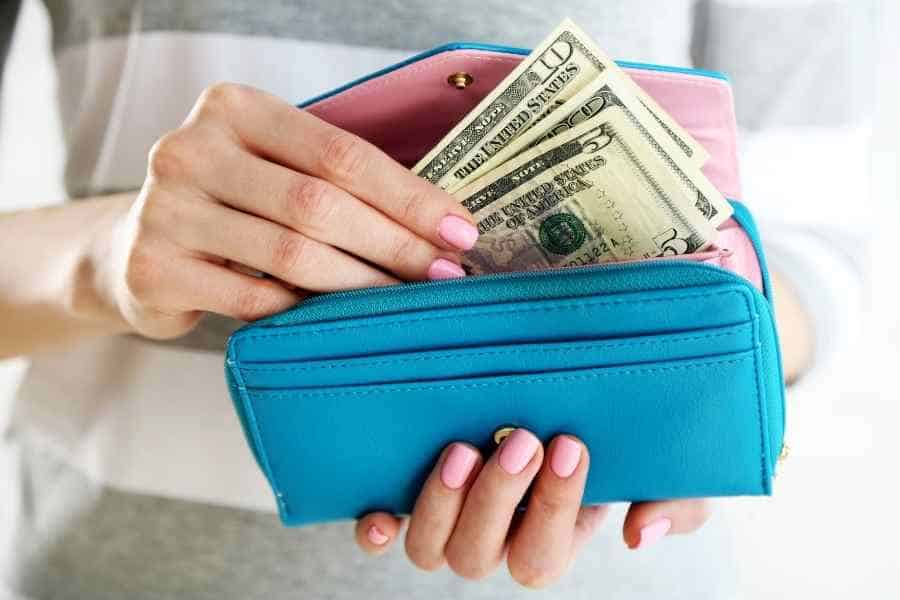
xmin=1 ymin=0 xmax=899 ymax=597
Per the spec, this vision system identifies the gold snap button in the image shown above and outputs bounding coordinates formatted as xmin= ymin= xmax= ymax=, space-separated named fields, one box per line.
xmin=493 ymin=426 xmax=516 ymax=445
xmin=447 ymin=71 xmax=474 ymax=89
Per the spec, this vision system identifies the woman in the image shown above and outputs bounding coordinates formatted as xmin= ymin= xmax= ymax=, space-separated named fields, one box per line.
xmin=3 ymin=0 xmax=853 ymax=597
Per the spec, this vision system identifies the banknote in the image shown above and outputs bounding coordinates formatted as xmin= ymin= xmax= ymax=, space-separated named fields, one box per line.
xmin=462 ymin=64 xmax=711 ymax=189
xmin=415 ymin=18 xmax=708 ymax=193
xmin=560 ymin=19 xmax=710 ymax=168
xmin=453 ymin=108 xmax=717 ymax=275
xmin=471 ymin=77 xmax=732 ymax=227
xmin=414 ymin=19 xmax=616 ymax=191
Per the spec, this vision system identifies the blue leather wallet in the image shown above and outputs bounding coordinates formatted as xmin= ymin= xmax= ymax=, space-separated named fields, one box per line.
xmin=224 ymin=44 xmax=786 ymax=526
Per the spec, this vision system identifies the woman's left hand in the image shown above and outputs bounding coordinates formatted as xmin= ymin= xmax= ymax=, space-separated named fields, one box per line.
xmin=353 ymin=429 xmax=711 ymax=588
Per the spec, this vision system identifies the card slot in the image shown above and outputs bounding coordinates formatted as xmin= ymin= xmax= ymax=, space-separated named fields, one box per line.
xmin=239 ymin=322 xmax=754 ymax=390
xmin=233 ymin=284 xmax=756 ymax=363
xmin=241 ymin=349 xmax=768 ymax=524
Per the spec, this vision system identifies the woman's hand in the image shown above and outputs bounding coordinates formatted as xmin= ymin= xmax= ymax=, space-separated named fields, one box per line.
xmin=96 ymin=82 xmax=478 ymax=339
xmin=354 ymin=429 xmax=711 ymax=588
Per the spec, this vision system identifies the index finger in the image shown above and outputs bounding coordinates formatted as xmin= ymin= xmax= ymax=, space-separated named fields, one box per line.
xmin=198 ymin=84 xmax=478 ymax=252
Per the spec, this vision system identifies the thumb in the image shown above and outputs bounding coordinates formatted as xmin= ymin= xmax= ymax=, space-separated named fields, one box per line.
xmin=355 ymin=512 xmax=404 ymax=556
xmin=623 ymin=499 xmax=712 ymax=550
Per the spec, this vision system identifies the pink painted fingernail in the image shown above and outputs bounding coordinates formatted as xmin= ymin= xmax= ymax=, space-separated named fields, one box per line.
xmin=427 ymin=258 xmax=466 ymax=280
xmin=498 ymin=429 xmax=540 ymax=475
xmin=550 ymin=436 xmax=581 ymax=478
xmin=636 ymin=518 xmax=672 ymax=549
xmin=440 ymin=443 xmax=479 ymax=489
xmin=367 ymin=524 xmax=389 ymax=545
xmin=438 ymin=214 xmax=479 ymax=251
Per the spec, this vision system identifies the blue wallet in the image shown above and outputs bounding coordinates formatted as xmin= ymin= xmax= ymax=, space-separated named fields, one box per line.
xmin=225 ymin=44 xmax=786 ymax=526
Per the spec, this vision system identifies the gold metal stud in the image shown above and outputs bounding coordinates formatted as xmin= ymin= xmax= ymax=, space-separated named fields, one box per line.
xmin=447 ymin=71 xmax=474 ymax=89
xmin=778 ymin=443 xmax=791 ymax=462
xmin=493 ymin=426 xmax=516 ymax=445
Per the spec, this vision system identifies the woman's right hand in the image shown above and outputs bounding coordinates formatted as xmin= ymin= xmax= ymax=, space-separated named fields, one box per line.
xmin=98 ymin=82 xmax=479 ymax=339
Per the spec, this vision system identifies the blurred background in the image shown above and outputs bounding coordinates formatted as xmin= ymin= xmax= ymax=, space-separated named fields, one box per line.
xmin=1 ymin=0 xmax=898 ymax=596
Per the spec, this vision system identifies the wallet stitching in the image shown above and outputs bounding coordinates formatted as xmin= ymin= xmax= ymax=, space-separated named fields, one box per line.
xmin=249 ymin=351 xmax=755 ymax=519
xmin=240 ymin=324 xmax=752 ymax=374
xmin=236 ymin=288 xmax=745 ymax=349
xmin=752 ymin=329 xmax=766 ymax=494
xmin=732 ymin=289 xmax=766 ymax=493
xmin=248 ymin=353 xmax=752 ymax=399
xmin=227 ymin=362 xmax=291 ymax=516
xmin=746 ymin=295 xmax=768 ymax=493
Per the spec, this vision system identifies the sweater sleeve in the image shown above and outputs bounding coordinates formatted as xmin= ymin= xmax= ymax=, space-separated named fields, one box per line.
xmin=0 ymin=0 xmax=23 ymax=110
xmin=691 ymin=0 xmax=877 ymax=130
xmin=690 ymin=0 xmax=876 ymax=380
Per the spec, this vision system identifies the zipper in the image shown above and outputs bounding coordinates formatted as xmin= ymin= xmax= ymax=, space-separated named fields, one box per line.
xmin=253 ymin=246 xmax=740 ymax=329
xmin=254 ymin=200 xmax=751 ymax=327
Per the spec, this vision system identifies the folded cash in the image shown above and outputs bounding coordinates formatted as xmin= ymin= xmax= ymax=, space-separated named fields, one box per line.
xmin=453 ymin=109 xmax=718 ymax=274
xmin=416 ymin=18 xmax=731 ymax=274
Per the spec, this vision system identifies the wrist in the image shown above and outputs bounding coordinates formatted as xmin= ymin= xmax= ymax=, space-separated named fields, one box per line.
xmin=65 ymin=193 xmax=138 ymax=334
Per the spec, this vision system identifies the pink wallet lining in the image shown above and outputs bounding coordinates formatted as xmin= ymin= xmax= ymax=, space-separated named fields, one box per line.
xmin=303 ymin=48 xmax=760 ymax=290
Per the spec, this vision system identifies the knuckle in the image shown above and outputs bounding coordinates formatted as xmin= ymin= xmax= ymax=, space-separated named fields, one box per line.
xmin=320 ymin=131 xmax=368 ymax=181
xmin=508 ymin=559 xmax=558 ymax=590
xmin=404 ymin=539 xmax=443 ymax=572
xmin=445 ymin=546 xmax=494 ymax=581
xmin=385 ymin=233 xmax=420 ymax=270
xmin=123 ymin=248 xmax=159 ymax=301
xmin=270 ymin=231 xmax=310 ymax=275
xmin=530 ymin=489 xmax=568 ymax=521
xmin=197 ymin=81 xmax=250 ymax=115
xmin=147 ymin=132 xmax=190 ymax=180
xmin=395 ymin=187 xmax=429 ymax=226
xmin=232 ymin=284 xmax=276 ymax=321
xmin=140 ymin=187 xmax=182 ymax=230
xmin=285 ymin=176 xmax=333 ymax=227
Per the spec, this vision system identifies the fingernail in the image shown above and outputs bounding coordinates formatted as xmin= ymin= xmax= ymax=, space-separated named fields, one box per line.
xmin=440 ymin=443 xmax=479 ymax=489
xmin=550 ymin=436 xmax=581 ymax=478
xmin=438 ymin=214 xmax=479 ymax=251
xmin=498 ymin=429 xmax=540 ymax=475
xmin=427 ymin=258 xmax=466 ymax=280
xmin=367 ymin=524 xmax=389 ymax=546
xmin=636 ymin=518 xmax=672 ymax=549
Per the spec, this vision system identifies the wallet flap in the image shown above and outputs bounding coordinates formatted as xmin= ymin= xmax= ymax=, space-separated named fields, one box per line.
xmin=301 ymin=44 xmax=742 ymax=199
